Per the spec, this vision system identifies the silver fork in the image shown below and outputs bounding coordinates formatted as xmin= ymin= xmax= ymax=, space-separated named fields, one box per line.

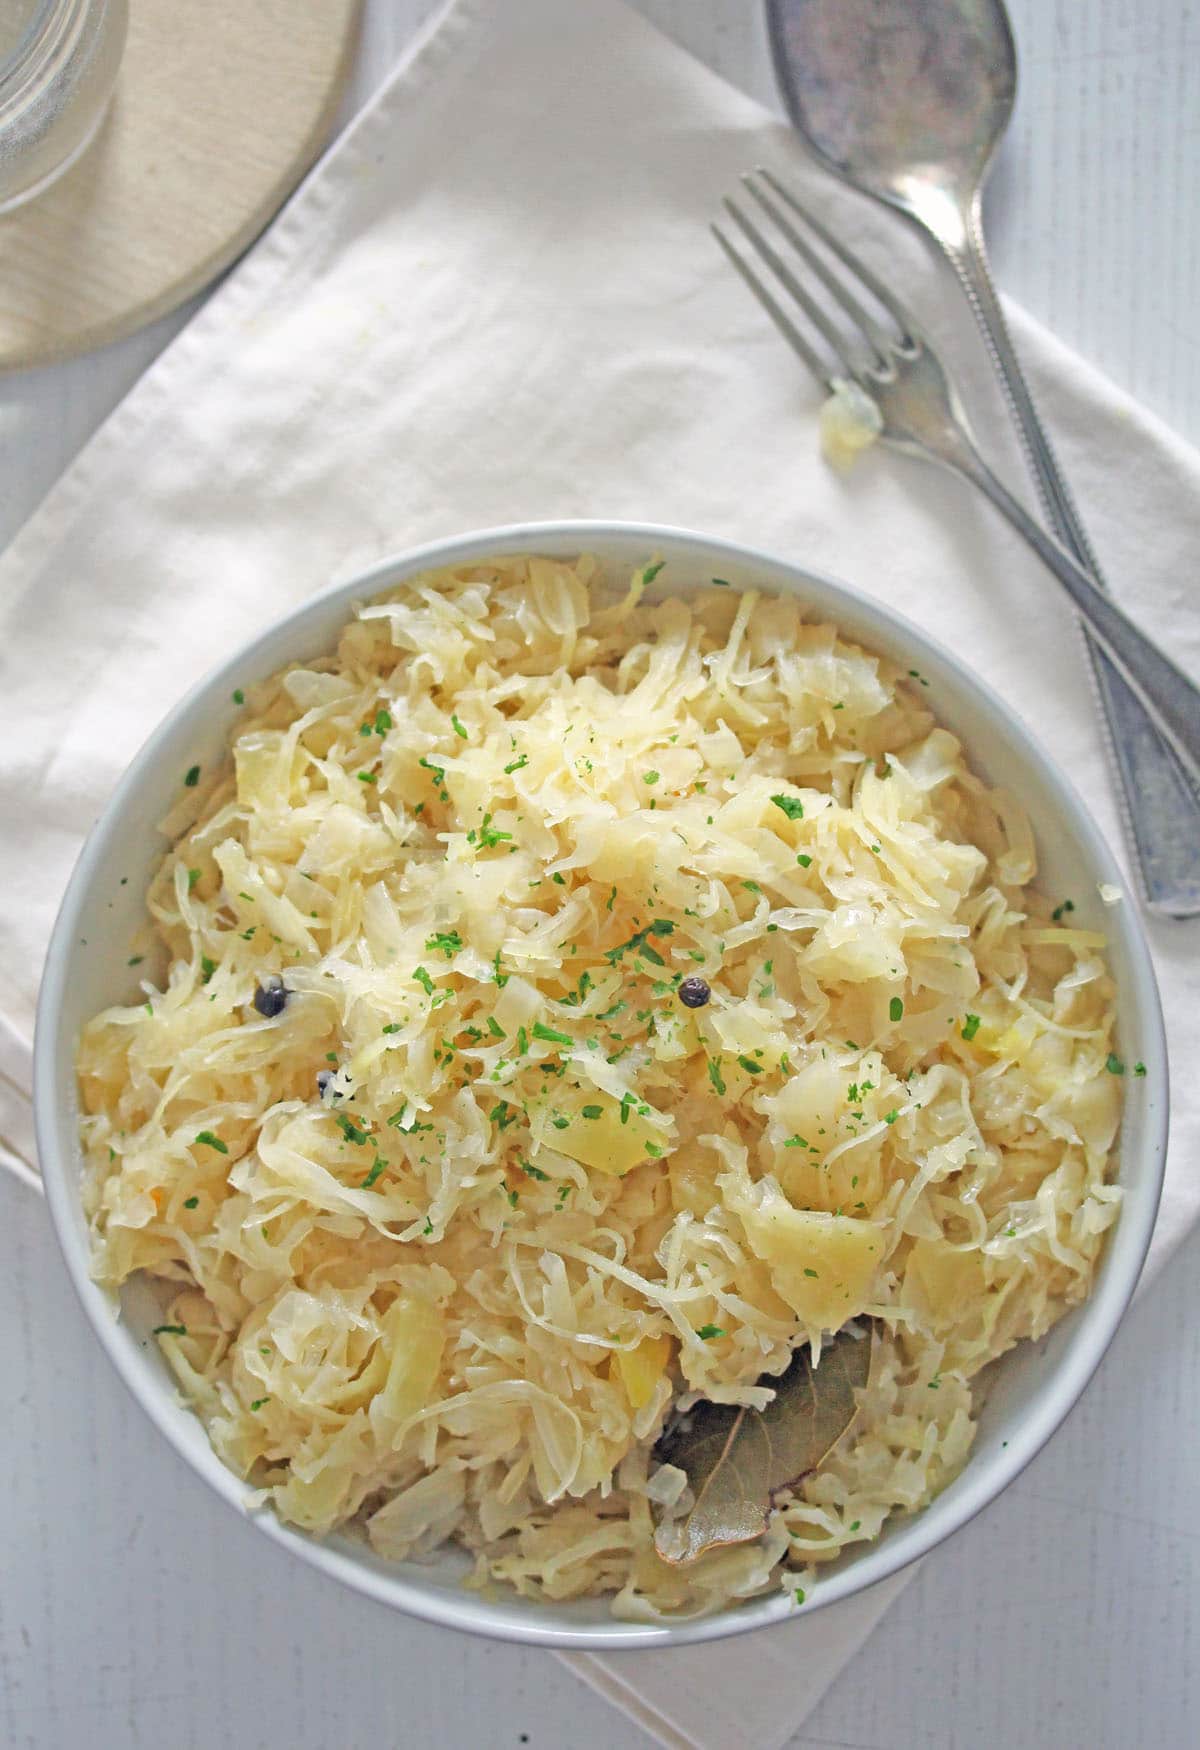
xmin=714 ymin=169 xmax=1200 ymax=803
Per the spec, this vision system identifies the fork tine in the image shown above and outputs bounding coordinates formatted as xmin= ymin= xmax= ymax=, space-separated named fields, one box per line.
xmin=721 ymin=197 xmax=856 ymax=380
xmin=757 ymin=167 xmax=918 ymax=347
xmin=742 ymin=172 xmax=892 ymax=367
xmin=710 ymin=222 xmax=831 ymax=387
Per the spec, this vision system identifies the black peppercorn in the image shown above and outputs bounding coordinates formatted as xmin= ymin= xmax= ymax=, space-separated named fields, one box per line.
xmin=252 ymin=975 xmax=288 ymax=1018
xmin=678 ymin=975 xmax=711 ymax=1009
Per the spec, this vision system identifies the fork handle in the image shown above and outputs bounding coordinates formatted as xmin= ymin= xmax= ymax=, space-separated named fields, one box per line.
xmin=951 ymin=443 xmax=1200 ymax=798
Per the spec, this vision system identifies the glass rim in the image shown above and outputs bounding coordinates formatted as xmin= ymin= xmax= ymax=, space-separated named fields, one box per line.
xmin=0 ymin=0 xmax=92 ymax=104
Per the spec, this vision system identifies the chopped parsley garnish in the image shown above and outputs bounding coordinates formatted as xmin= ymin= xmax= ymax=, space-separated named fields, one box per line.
xmin=736 ymin=1055 xmax=762 ymax=1076
xmin=961 ymin=1013 xmax=982 ymax=1041
xmin=187 ymin=868 xmax=201 ymax=891
xmin=232 ymin=688 xmax=245 ymax=704
xmin=451 ymin=713 xmax=469 ymax=739
xmin=374 ymin=708 xmax=392 ymax=735
xmin=504 ymin=753 xmax=529 ymax=775
xmin=707 ymin=1058 xmax=726 ymax=1096
xmin=360 ymin=1157 xmax=386 ymax=1189
xmin=250 ymin=1397 xmax=270 ymax=1412
xmin=889 ymin=996 xmax=904 ymax=1022
xmin=477 ymin=812 xmax=512 ymax=849
xmin=386 ymin=1106 xmax=409 ymax=1128
xmin=595 ymin=999 xmax=626 ymax=1022
xmin=849 ymin=1520 xmax=861 ymax=1533
xmin=1051 ymin=898 xmax=1076 ymax=922
xmin=580 ymin=1105 xmax=603 ymax=1120
xmin=520 ymin=1159 xmax=550 ymax=1181
xmin=194 ymin=1130 xmax=227 ymax=1154
xmin=489 ymin=1101 xmax=518 ymax=1130
xmin=335 ymin=1113 xmax=371 ymax=1146
xmin=128 ymin=954 xmax=143 ymax=967
xmin=381 ymin=1022 xmax=402 ymax=1035
xmin=606 ymin=884 xmax=617 ymax=912
xmin=696 ymin=1324 xmax=725 ymax=1341
xmin=743 ymin=880 xmax=761 ymax=893
xmin=184 ymin=765 xmax=200 ymax=787
xmin=1134 ymin=1061 xmax=1147 ymax=1077
xmin=884 ymin=1110 xmax=898 ymax=1125
xmin=552 ymin=1115 xmax=570 ymax=1130
xmin=486 ymin=1015 xmax=505 ymax=1038
xmin=604 ymin=918 xmax=675 ymax=966
xmin=794 ymin=1588 xmax=806 ymax=1605
xmin=1106 ymin=1053 xmax=1125 ymax=1075
xmin=357 ymin=770 xmax=378 ymax=785
xmin=515 ymin=1025 xmax=528 ymax=1056
xmin=154 ymin=1324 xmax=186 ymax=1336
xmin=770 ymin=794 xmax=804 ymax=821
xmin=413 ymin=965 xmax=435 ymax=995
xmin=200 ymin=955 xmax=216 ymax=983
xmin=641 ymin=559 xmax=666 ymax=583
xmin=492 ymin=948 xmax=509 ymax=988
xmin=803 ymin=1267 xmax=819 ymax=1279
xmin=796 ymin=853 xmax=813 ymax=868
xmin=425 ymin=929 xmax=462 ymax=959
xmin=643 ymin=770 xmax=660 ymax=786
xmin=533 ymin=1021 xmax=572 ymax=1047
xmin=783 ymin=1136 xmax=808 ymax=1149
xmin=183 ymin=1196 xmax=199 ymax=1209
xmin=711 ymin=576 xmax=730 ymax=587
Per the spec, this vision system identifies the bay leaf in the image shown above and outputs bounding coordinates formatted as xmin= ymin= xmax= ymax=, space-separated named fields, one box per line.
xmin=652 ymin=1327 xmax=871 ymax=1566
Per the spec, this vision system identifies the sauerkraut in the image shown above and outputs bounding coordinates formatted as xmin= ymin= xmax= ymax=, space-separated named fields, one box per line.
xmin=78 ymin=554 xmax=1124 ymax=1619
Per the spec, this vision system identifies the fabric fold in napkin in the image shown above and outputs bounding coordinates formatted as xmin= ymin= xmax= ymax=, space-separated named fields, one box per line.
xmin=2 ymin=0 xmax=1198 ymax=1744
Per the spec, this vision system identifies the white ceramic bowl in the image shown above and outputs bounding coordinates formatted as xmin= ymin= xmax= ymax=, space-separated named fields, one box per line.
xmin=36 ymin=522 xmax=1168 ymax=1651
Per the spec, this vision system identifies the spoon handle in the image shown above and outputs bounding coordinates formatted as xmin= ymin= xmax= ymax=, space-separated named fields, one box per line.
xmin=943 ymin=201 xmax=1200 ymax=915
xmin=946 ymin=437 xmax=1200 ymax=803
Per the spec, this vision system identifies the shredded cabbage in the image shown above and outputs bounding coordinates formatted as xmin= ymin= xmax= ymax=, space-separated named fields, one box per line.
xmin=78 ymin=555 xmax=1123 ymax=1618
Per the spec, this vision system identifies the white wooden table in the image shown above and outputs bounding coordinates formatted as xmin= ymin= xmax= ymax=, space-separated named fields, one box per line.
xmin=4 ymin=4 xmax=1198 ymax=1745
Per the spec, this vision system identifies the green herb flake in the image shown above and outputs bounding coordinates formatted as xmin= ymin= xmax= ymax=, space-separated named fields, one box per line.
xmin=642 ymin=559 xmax=666 ymax=583
xmin=361 ymin=1157 xmax=387 ymax=1190
xmin=711 ymin=576 xmax=730 ymax=587
xmin=736 ymin=1055 xmax=763 ymax=1076
xmin=533 ymin=1021 xmax=572 ymax=1047
xmin=520 ymin=1158 xmax=550 ymax=1182
xmin=707 ymin=1058 xmax=726 ymax=1096
xmin=194 ymin=1130 xmax=227 ymax=1154
xmin=606 ymin=884 xmax=617 ymax=912
xmin=250 ymin=1397 xmax=271 ymax=1412
xmin=1106 ymin=1053 xmax=1125 ymax=1075
xmin=335 ymin=1113 xmax=371 ymax=1146
xmin=451 ymin=713 xmax=469 ymax=739
xmin=184 ymin=765 xmax=200 ymax=787
xmin=580 ymin=1105 xmax=603 ymax=1120
xmin=696 ymin=1324 xmax=725 ymax=1341
xmin=796 ymin=853 xmax=813 ymax=868
xmin=357 ymin=770 xmax=378 ymax=785
xmin=783 ymin=1135 xmax=808 ymax=1149
xmin=884 ymin=1110 xmax=899 ymax=1125
xmin=413 ymin=965 xmax=435 ymax=996
xmin=486 ymin=1015 xmax=505 ymax=1039
xmin=232 ymin=688 xmax=245 ymax=705
xmin=889 ymin=996 xmax=904 ymax=1022
xmin=425 ymin=928 xmax=462 ymax=960
xmin=961 ymin=1013 xmax=982 ymax=1042
xmin=770 ymin=794 xmax=805 ymax=821
xmin=1051 ymin=898 xmax=1076 ymax=922
xmin=183 ymin=1196 xmax=199 ymax=1210
xmin=187 ymin=868 xmax=201 ymax=892
xmin=552 ymin=1115 xmax=570 ymax=1130
xmin=478 ymin=812 xmax=513 ymax=849
xmin=128 ymin=954 xmax=144 ymax=967
xmin=643 ymin=770 xmax=660 ymax=786
xmin=1134 ymin=1061 xmax=1147 ymax=1077
xmin=504 ymin=753 xmax=529 ymax=775
xmin=803 ymin=1267 xmax=819 ymax=1279
xmin=374 ymin=708 xmax=392 ymax=736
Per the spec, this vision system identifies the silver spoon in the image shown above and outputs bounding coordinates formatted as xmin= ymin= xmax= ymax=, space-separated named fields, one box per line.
xmin=767 ymin=0 xmax=1200 ymax=917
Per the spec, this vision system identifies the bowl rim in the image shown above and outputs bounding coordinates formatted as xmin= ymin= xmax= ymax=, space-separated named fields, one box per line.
xmin=35 ymin=518 xmax=1169 ymax=1650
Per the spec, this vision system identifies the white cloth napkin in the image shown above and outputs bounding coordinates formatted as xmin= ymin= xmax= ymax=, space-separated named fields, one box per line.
xmin=2 ymin=0 xmax=1198 ymax=1744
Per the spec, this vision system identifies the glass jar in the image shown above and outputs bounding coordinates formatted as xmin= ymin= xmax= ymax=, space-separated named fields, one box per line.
xmin=0 ymin=0 xmax=128 ymax=213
